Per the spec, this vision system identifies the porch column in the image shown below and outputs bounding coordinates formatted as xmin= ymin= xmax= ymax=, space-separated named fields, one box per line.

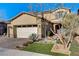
xmin=7 ymin=26 xmax=14 ymax=38
xmin=37 ymin=19 xmax=42 ymax=40
xmin=7 ymin=26 xmax=9 ymax=37
xmin=58 ymin=24 xmax=61 ymax=29
xmin=53 ymin=24 xmax=57 ymax=33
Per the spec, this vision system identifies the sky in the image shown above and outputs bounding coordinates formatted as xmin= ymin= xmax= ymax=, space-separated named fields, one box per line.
xmin=0 ymin=3 xmax=79 ymax=21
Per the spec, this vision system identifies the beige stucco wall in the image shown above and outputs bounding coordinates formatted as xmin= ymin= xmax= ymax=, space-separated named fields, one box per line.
xmin=7 ymin=23 xmax=14 ymax=37
xmin=38 ymin=8 xmax=70 ymax=22
xmin=37 ymin=18 xmax=42 ymax=39
xmin=11 ymin=14 xmax=37 ymax=25
xmin=44 ymin=8 xmax=70 ymax=21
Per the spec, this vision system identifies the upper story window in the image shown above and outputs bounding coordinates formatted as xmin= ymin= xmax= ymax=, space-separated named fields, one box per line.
xmin=55 ymin=11 xmax=67 ymax=19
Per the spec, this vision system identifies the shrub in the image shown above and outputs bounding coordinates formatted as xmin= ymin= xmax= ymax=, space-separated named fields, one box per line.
xmin=29 ymin=33 xmax=38 ymax=42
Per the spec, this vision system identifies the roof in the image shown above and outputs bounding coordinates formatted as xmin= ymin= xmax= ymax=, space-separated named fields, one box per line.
xmin=9 ymin=8 xmax=70 ymax=24
xmin=9 ymin=12 xmax=41 ymax=22
xmin=38 ymin=8 xmax=71 ymax=14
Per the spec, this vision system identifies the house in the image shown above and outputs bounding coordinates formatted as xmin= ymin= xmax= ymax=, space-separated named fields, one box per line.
xmin=7 ymin=8 xmax=71 ymax=39
xmin=0 ymin=20 xmax=8 ymax=35
xmin=38 ymin=8 xmax=71 ymax=33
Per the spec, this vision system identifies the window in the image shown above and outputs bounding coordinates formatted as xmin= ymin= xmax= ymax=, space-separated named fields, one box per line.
xmin=22 ymin=25 xmax=26 ymax=27
xmin=17 ymin=26 xmax=21 ymax=27
xmin=55 ymin=11 xmax=67 ymax=19
xmin=33 ymin=25 xmax=37 ymax=27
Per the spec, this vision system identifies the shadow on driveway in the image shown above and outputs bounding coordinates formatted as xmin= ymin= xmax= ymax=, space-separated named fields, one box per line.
xmin=0 ymin=36 xmax=29 ymax=49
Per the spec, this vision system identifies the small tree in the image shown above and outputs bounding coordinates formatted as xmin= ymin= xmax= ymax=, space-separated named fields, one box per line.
xmin=61 ymin=13 xmax=79 ymax=48
xmin=50 ymin=13 xmax=79 ymax=50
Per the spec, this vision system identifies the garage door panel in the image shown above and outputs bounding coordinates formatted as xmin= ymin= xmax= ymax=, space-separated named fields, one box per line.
xmin=17 ymin=27 xmax=37 ymax=38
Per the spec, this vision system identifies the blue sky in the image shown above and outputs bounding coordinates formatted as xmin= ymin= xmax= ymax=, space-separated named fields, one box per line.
xmin=0 ymin=3 xmax=79 ymax=21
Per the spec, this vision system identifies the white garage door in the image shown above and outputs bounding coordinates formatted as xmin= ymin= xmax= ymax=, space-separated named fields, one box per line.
xmin=16 ymin=27 xmax=37 ymax=38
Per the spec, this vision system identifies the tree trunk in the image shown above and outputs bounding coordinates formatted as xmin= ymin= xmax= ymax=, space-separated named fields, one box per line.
xmin=66 ymin=30 xmax=74 ymax=49
xmin=50 ymin=28 xmax=66 ymax=45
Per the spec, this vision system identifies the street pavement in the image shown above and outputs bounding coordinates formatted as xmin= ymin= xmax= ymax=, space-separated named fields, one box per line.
xmin=0 ymin=47 xmax=50 ymax=56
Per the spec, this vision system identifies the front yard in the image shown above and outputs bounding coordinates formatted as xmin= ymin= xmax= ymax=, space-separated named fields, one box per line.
xmin=22 ymin=43 xmax=53 ymax=55
xmin=22 ymin=42 xmax=68 ymax=56
xmin=21 ymin=39 xmax=79 ymax=56
xmin=70 ymin=40 xmax=79 ymax=56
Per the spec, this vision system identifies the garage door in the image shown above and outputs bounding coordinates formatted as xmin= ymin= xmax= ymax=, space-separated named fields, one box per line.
xmin=16 ymin=27 xmax=37 ymax=38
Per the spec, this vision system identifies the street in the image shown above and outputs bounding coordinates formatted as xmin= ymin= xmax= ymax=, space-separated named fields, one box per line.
xmin=0 ymin=47 xmax=50 ymax=56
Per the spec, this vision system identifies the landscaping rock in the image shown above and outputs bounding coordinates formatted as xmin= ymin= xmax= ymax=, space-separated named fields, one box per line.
xmin=16 ymin=45 xmax=24 ymax=48
xmin=51 ymin=44 xmax=71 ymax=55
xmin=47 ymin=37 xmax=52 ymax=40
xmin=23 ymin=43 xmax=28 ymax=46
xmin=28 ymin=40 xmax=33 ymax=44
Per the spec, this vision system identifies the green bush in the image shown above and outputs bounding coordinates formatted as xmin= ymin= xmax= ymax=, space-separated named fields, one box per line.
xmin=29 ymin=33 xmax=37 ymax=42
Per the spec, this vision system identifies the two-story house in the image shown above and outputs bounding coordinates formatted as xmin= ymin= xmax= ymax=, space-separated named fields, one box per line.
xmin=7 ymin=8 xmax=71 ymax=39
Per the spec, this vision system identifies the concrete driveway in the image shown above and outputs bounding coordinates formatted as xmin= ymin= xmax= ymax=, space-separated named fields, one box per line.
xmin=0 ymin=36 xmax=50 ymax=56
xmin=0 ymin=35 xmax=29 ymax=49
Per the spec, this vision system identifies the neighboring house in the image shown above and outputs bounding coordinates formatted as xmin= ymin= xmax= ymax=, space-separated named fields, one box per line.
xmin=0 ymin=20 xmax=8 ymax=35
xmin=7 ymin=8 xmax=71 ymax=39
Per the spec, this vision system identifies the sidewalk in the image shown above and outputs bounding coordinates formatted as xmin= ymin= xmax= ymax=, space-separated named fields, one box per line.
xmin=0 ymin=47 xmax=50 ymax=56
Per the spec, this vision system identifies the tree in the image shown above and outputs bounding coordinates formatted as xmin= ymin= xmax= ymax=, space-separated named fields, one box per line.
xmin=50 ymin=13 xmax=79 ymax=49
xmin=61 ymin=13 xmax=79 ymax=49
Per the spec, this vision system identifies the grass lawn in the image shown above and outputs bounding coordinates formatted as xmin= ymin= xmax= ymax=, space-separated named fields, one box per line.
xmin=22 ymin=40 xmax=79 ymax=56
xmin=70 ymin=40 xmax=79 ymax=56
xmin=22 ymin=43 xmax=67 ymax=56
